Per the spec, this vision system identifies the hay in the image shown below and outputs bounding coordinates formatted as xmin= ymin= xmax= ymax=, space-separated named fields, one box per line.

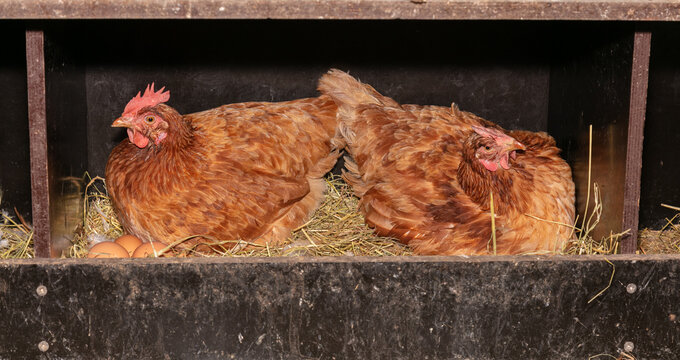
xmin=5 ymin=172 xmax=679 ymax=258
xmin=69 ymin=170 xmax=623 ymax=257
xmin=5 ymin=171 xmax=656 ymax=259
xmin=64 ymin=174 xmax=680 ymax=257
xmin=0 ymin=191 xmax=35 ymax=259
xmin=638 ymin=204 xmax=680 ymax=254
xmin=67 ymin=173 xmax=412 ymax=258
xmin=561 ymin=182 xmax=628 ymax=255
xmin=68 ymin=174 xmax=125 ymax=258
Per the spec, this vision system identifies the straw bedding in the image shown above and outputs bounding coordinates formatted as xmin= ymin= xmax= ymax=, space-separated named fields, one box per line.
xmin=1 ymin=176 xmax=677 ymax=259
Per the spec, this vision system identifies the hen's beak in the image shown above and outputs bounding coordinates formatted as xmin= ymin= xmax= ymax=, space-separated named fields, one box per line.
xmin=112 ymin=117 xmax=133 ymax=128
xmin=505 ymin=140 xmax=526 ymax=152
xmin=503 ymin=140 xmax=525 ymax=165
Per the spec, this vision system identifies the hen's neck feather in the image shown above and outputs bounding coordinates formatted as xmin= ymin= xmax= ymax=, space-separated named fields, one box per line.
xmin=122 ymin=105 xmax=204 ymax=192
xmin=457 ymin=139 xmax=531 ymax=214
xmin=156 ymin=104 xmax=193 ymax=150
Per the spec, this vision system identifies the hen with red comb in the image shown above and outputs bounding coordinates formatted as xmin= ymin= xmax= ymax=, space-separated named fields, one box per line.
xmin=319 ymin=69 xmax=575 ymax=255
xmin=105 ymin=83 xmax=341 ymax=253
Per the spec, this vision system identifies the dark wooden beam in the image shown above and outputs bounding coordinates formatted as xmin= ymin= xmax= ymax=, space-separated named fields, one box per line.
xmin=1 ymin=1 xmax=680 ymax=21
xmin=621 ymin=29 xmax=652 ymax=254
xmin=25 ymin=29 xmax=50 ymax=258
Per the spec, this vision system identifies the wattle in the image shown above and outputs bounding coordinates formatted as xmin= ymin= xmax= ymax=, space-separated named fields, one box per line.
xmin=127 ymin=128 xmax=149 ymax=148
xmin=480 ymin=159 xmax=498 ymax=172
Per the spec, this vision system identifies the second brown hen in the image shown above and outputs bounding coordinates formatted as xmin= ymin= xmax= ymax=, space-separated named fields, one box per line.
xmin=319 ymin=70 xmax=575 ymax=255
xmin=105 ymin=84 xmax=341 ymax=253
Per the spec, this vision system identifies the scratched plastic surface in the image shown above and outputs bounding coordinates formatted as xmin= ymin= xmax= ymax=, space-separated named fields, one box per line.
xmin=0 ymin=255 xmax=678 ymax=359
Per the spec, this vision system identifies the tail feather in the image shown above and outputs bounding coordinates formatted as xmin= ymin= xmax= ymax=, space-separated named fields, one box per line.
xmin=317 ymin=69 xmax=399 ymax=109
xmin=318 ymin=69 xmax=399 ymax=149
xmin=340 ymin=156 xmax=369 ymax=197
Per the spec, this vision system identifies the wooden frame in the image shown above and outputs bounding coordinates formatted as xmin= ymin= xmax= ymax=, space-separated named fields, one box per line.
xmin=622 ymin=30 xmax=652 ymax=253
xmin=1 ymin=0 xmax=680 ymax=21
xmin=25 ymin=30 xmax=51 ymax=258
xmin=0 ymin=2 xmax=676 ymax=359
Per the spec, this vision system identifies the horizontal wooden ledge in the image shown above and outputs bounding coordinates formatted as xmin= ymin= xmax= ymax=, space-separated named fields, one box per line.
xmin=0 ymin=0 xmax=679 ymax=21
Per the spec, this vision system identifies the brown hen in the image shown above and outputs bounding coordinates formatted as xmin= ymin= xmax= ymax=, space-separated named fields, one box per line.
xmin=105 ymin=84 xmax=340 ymax=252
xmin=318 ymin=70 xmax=575 ymax=255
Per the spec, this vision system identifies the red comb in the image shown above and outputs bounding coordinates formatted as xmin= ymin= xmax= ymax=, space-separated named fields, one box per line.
xmin=471 ymin=125 xmax=512 ymax=142
xmin=122 ymin=83 xmax=170 ymax=117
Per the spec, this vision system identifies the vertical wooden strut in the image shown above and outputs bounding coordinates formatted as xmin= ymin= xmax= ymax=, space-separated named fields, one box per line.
xmin=621 ymin=29 xmax=652 ymax=254
xmin=25 ymin=29 xmax=51 ymax=257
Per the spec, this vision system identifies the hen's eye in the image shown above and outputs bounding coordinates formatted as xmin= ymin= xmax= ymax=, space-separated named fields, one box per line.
xmin=484 ymin=146 xmax=491 ymax=151
xmin=145 ymin=116 xmax=155 ymax=124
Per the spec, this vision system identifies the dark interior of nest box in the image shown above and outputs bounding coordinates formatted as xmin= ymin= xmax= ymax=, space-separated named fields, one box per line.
xmin=3 ymin=20 xmax=655 ymax=254
xmin=641 ymin=22 xmax=680 ymax=229
xmin=0 ymin=23 xmax=31 ymax=223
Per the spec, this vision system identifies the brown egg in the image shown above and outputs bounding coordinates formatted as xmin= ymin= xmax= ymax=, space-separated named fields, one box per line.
xmin=114 ymin=234 xmax=143 ymax=255
xmin=132 ymin=241 xmax=172 ymax=258
xmin=87 ymin=241 xmax=130 ymax=258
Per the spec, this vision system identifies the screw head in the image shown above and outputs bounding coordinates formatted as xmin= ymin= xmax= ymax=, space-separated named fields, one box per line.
xmin=626 ymin=283 xmax=637 ymax=294
xmin=623 ymin=341 xmax=634 ymax=352
xmin=36 ymin=285 xmax=47 ymax=297
xmin=38 ymin=341 xmax=49 ymax=352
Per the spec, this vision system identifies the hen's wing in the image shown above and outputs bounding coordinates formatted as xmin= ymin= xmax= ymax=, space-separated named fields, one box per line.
xmin=195 ymin=96 xmax=341 ymax=245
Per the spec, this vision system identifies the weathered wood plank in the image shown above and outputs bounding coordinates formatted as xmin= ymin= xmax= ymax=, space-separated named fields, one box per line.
xmin=25 ymin=29 xmax=51 ymax=258
xmin=1 ymin=0 xmax=680 ymax=21
xmin=621 ymin=29 xmax=652 ymax=253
